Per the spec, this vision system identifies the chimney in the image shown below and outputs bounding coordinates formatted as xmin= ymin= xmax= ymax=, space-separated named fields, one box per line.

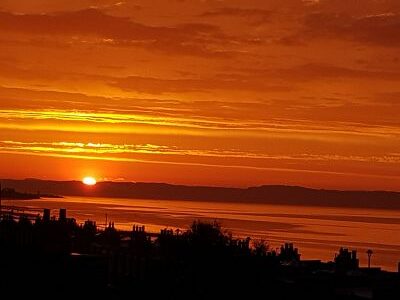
xmin=59 ymin=208 xmax=67 ymax=221
xmin=43 ymin=209 xmax=50 ymax=222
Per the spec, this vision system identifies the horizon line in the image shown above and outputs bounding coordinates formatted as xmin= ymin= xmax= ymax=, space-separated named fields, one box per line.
xmin=1 ymin=177 xmax=400 ymax=194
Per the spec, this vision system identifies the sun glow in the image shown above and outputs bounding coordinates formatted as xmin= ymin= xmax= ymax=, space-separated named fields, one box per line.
xmin=82 ymin=176 xmax=97 ymax=186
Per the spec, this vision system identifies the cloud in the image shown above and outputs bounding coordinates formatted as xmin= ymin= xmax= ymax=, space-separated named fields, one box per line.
xmin=0 ymin=8 xmax=232 ymax=56
xmin=1 ymin=108 xmax=399 ymax=142
xmin=1 ymin=140 xmax=400 ymax=164
xmin=228 ymin=63 xmax=400 ymax=83
xmin=301 ymin=12 xmax=400 ymax=46
xmin=373 ymin=92 xmax=400 ymax=105
xmin=201 ymin=7 xmax=272 ymax=24
xmin=109 ymin=74 xmax=289 ymax=94
xmin=9 ymin=147 xmax=390 ymax=178
xmin=281 ymin=63 xmax=400 ymax=80
xmin=109 ymin=63 xmax=400 ymax=95
xmin=309 ymin=0 xmax=400 ymax=15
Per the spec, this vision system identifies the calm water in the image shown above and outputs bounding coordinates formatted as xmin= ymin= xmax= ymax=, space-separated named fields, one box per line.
xmin=4 ymin=196 xmax=400 ymax=271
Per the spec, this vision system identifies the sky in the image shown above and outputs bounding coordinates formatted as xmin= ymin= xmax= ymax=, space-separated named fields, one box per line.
xmin=0 ymin=0 xmax=399 ymax=190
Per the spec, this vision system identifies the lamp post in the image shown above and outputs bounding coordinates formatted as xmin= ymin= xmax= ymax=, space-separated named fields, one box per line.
xmin=0 ymin=182 xmax=2 ymax=219
xmin=366 ymin=249 xmax=373 ymax=268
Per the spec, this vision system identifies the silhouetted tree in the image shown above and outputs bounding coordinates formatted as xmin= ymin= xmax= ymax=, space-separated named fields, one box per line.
xmin=188 ymin=220 xmax=227 ymax=248
xmin=252 ymin=239 xmax=269 ymax=256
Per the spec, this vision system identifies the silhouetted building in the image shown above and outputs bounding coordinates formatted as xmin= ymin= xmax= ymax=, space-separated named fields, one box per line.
xmin=99 ymin=222 xmax=120 ymax=249
xmin=43 ymin=208 xmax=51 ymax=222
xmin=59 ymin=208 xmax=67 ymax=222
xmin=279 ymin=243 xmax=300 ymax=264
xmin=334 ymin=248 xmax=359 ymax=271
xmin=130 ymin=224 xmax=151 ymax=255
xmin=83 ymin=220 xmax=97 ymax=234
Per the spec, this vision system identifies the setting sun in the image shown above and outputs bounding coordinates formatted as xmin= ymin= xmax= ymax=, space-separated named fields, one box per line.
xmin=82 ymin=176 xmax=97 ymax=186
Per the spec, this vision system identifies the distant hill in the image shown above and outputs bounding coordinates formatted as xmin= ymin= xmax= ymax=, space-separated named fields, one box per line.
xmin=1 ymin=187 xmax=41 ymax=200
xmin=1 ymin=179 xmax=400 ymax=209
xmin=0 ymin=187 xmax=61 ymax=200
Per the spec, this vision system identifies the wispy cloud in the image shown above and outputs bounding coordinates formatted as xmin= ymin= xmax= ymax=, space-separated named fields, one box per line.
xmin=1 ymin=140 xmax=400 ymax=165
xmin=1 ymin=109 xmax=399 ymax=142
xmin=1 ymin=140 xmax=400 ymax=180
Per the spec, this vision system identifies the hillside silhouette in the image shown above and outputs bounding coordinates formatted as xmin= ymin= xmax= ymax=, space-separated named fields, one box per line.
xmin=2 ymin=179 xmax=400 ymax=210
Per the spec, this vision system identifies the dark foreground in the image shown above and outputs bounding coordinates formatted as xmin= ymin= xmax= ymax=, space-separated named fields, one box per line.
xmin=1 ymin=209 xmax=399 ymax=299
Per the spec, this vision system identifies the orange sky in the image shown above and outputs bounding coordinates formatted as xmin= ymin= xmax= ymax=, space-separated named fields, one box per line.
xmin=0 ymin=0 xmax=399 ymax=190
